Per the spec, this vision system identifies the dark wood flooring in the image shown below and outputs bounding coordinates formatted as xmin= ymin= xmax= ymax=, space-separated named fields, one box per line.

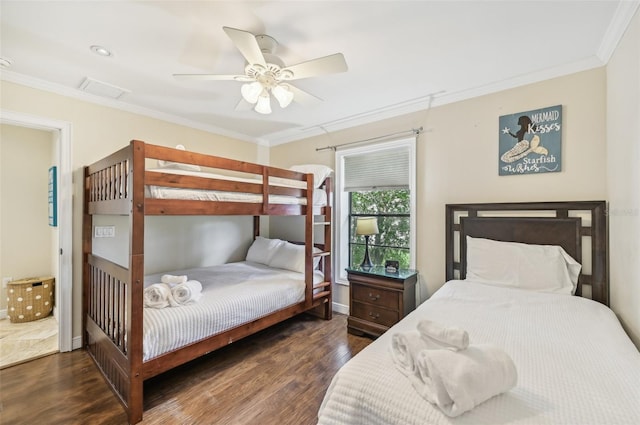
xmin=0 ymin=313 xmax=371 ymax=425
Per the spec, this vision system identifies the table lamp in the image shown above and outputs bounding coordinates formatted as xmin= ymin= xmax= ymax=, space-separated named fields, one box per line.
xmin=356 ymin=217 xmax=379 ymax=270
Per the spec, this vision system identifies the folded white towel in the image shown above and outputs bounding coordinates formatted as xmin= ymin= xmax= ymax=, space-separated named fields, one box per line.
xmin=417 ymin=319 xmax=469 ymax=351
xmin=390 ymin=331 xmax=436 ymax=376
xmin=161 ymin=274 xmax=188 ymax=286
xmin=413 ymin=344 xmax=518 ymax=417
xmin=143 ymin=283 xmax=173 ymax=309
xmin=170 ymin=280 xmax=202 ymax=305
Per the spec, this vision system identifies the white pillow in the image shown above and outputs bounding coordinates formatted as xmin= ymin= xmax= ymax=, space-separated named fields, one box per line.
xmin=157 ymin=161 xmax=201 ymax=172
xmin=465 ymin=236 xmax=581 ymax=294
xmin=268 ymin=241 xmax=322 ymax=273
xmin=245 ymin=236 xmax=284 ymax=265
xmin=289 ymin=164 xmax=333 ymax=188
xmin=157 ymin=145 xmax=201 ymax=172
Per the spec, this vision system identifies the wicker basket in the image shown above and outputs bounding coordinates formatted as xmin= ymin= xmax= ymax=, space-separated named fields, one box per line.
xmin=6 ymin=277 xmax=55 ymax=323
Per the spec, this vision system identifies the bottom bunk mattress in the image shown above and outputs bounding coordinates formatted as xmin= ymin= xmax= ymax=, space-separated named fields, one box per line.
xmin=143 ymin=261 xmax=321 ymax=361
xmin=318 ymin=280 xmax=640 ymax=425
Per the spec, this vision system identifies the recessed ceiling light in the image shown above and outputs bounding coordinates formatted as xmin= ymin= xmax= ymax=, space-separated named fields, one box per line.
xmin=90 ymin=45 xmax=112 ymax=57
xmin=0 ymin=57 xmax=13 ymax=68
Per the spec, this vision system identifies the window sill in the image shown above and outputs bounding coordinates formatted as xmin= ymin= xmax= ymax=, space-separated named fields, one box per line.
xmin=335 ymin=277 xmax=350 ymax=286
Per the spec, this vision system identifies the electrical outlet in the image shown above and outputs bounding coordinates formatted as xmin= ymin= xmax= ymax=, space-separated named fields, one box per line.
xmin=94 ymin=225 xmax=115 ymax=238
xmin=2 ymin=277 xmax=12 ymax=288
xmin=104 ymin=226 xmax=115 ymax=237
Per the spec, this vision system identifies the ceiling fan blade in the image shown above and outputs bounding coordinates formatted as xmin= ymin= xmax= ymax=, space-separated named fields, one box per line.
xmin=282 ymin=53 xmax=348 ymax=81
xmin=288 ymin=84 xmax=323 ymax=106
xmin=173 ymin=74 xmax=255 ymax=82
xmin=223 ymin=26 xmax=267 ymax=67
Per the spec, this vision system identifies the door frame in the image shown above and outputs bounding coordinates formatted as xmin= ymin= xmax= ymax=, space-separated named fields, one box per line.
xmin=1 ymin=109 xmax=73 ymax=352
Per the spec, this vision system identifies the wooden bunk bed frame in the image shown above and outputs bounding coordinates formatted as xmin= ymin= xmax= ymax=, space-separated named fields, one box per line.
xmin=82 ymin=140 xmax=333 ymax=424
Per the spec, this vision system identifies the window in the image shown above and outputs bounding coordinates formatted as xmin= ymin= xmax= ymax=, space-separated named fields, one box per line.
xmin=335 ymin=137 xmax=416 ymax=283
xmin=349 ymin=189 xmax=411 ymax=269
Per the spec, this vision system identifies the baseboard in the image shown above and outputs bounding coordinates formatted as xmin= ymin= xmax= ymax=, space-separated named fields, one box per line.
xmin=332 ymin=302 xmax=349 ymax=315
xmin=0 ymin=309 xmax=6 ymax=320
xmin=72 ymin=336 xmax=83 ymax=350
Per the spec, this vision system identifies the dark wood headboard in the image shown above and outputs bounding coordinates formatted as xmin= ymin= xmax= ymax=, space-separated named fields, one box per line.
xmin=445 ymin=201 xmax=608 ymax=305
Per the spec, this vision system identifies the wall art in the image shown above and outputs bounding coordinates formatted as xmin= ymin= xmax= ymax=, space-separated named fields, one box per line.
xmin=499 ymin=105 xmax=562 ymax=175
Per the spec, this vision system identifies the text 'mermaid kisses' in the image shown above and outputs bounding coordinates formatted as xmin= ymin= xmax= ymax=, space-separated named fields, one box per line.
xmin=503 ymin=109 xmax=560 ymax=174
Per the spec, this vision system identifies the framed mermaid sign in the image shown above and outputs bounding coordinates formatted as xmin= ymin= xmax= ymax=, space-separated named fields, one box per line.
xmin=499 ymin=105 xmax=562 ymax=175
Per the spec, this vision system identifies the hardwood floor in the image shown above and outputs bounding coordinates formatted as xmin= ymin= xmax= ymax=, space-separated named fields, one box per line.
xmin=0 ymin=313 xmax=371 ymax=425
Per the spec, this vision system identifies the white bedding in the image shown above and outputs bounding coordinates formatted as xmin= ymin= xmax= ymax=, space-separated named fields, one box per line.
xmin=143 ymin=261 xmax=323 ymax=361
xmin=318 ymin=280 xmax=640 ymax=425
xmin=145 ymin=168 xmax=327 ymax=209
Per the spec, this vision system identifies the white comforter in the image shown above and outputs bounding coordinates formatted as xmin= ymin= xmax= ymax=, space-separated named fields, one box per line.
xmin=146 ymin=168 xmax=327 ymax=209
xmin=318 ymin=280 xmax=640 ymax=425
xmin=143 ymin=261 xmax=321 ymax=361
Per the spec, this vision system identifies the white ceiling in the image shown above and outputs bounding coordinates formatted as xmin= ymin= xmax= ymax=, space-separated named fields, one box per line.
xmin=1 ymin=1 xmax=638 ymax=146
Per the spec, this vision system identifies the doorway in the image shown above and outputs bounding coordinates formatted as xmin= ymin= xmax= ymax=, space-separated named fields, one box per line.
xmin=0 ymin=110 xmax=72 ymax=354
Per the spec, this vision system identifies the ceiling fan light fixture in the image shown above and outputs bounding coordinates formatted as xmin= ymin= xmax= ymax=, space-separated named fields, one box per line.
xmin=241 ymin=81 xmax=263 ymax=104
xmin=176 ymin=27 xmax=348 ymax=115
xmin=272 ymin=84 xmax=294 ymax=108
xmin=254 ymin=91 xmax=272 ymax=114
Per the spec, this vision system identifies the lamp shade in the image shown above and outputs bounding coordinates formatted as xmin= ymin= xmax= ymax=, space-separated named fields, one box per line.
xmin=272 ymin=84 xmax=294 ymax=108
xmin=356 ymin=217 xmax=379 ymax=236
xmin=254 ymin=91 xmax=272 ymax=114
xmin=241 ymin=81 xmax=263 ymax=104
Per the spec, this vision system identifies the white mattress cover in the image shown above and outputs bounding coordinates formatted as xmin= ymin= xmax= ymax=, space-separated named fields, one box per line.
xmin=318 ymin=280 xmax=640 ymax=425
xmin=146 ymin=168 xmax=327 ymax=207
xmin=143 ymin=261 xmax=322 ymax=361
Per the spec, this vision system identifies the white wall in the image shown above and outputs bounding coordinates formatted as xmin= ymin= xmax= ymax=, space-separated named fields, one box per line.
xmin=92 ymin=215 xmax=254 ymax=273
xmin=271 ymin=67 xmax=608 ymax=313
xmin=0 ymin=124 xmax=54 ymax=312
xmin=606 ymin=8 xmax=640 ymax=347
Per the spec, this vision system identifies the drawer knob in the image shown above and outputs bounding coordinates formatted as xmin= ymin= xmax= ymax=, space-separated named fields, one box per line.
xmin=368 ymin=312 xmax=380 ymax=319
xmin=368 ymin=292 xmax=380 ymax=301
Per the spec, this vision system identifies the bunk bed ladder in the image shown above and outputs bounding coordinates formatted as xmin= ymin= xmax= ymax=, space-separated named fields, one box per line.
xmin=310 ymin=178 xmax=333 ymax=320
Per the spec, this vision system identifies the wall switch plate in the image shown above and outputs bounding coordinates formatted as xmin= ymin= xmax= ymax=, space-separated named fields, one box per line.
xmin=2 ymin=277 xmax=12 ymax=288
xmin=94 ymin=225 xmax=116 ymax=238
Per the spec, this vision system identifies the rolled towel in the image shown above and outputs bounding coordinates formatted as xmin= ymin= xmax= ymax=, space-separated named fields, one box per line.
xmin=391 ymin=331 xmax=438 ymax=376
xmin=413 ymin=344 xmax=518 ymax=417
xmin=416 ymin=319 xmax=469 ymax=351
xmin=161 ymin=274 xmax=188 ymax=286
xmin=144 ymin=283 xmax=173 ymax=309
xmin=170 ymin=280 xmax=202 ymax=305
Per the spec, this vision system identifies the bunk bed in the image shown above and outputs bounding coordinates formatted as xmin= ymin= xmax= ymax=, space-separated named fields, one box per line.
xmin=83 ymin=140 xmax=333 ymax=424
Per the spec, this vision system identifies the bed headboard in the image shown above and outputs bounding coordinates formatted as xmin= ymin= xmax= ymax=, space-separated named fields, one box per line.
xmin=445 ymin=201 xmax=608 ymax=305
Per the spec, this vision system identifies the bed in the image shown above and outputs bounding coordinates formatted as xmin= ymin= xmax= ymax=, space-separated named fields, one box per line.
xmin=83 ymin=140 xmax=333 ymax=424
xmin=318 ymin=201 xmax=640 ymax=425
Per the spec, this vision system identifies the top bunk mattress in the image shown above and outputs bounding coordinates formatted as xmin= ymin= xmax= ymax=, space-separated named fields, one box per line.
xmin=143 ymin=261 xmax=323 ymax=361
xmin=146 ymin=167 xmax=327 ymax=207
xmin=318 ymin=280 xmax=640 ymax=425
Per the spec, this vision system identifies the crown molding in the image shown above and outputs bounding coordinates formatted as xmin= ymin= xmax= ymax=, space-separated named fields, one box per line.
xmin=266 ymin=55 xmax=605 ymax=146
xmin=597 ymin=0 xmax=640 ymax=63
xmin=0 ymin=70 xmax=266 ymax=146
xmin=3 ymin=0 xmax=635 ymax=152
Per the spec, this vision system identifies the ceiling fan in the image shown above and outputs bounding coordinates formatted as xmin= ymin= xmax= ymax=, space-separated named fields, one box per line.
xmin=173 ymin=26 xmax=348 ymax=114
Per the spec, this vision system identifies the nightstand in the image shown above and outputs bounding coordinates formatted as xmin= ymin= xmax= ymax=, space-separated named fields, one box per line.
xmin=346 ymin=266 xmax=418 ymax=338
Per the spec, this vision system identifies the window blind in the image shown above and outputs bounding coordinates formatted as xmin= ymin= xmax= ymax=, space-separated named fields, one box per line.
xmin=344 ymin=147 xmax=409 ymax=191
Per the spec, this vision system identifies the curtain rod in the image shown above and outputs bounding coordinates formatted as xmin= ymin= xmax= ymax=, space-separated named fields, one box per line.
xmin=315 ymin=127 xmax=423 ymax=152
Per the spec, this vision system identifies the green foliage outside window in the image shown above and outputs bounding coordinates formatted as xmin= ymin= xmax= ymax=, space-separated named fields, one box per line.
xmin=349 ymin=189 xmax=410 ymax=268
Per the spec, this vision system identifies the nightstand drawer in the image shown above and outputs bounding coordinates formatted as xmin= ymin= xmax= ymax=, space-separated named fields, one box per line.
xmin=351 ymin=301 xmax=399 ymax=327
xmin=351 ymin=284 xmax=399 ymax=310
